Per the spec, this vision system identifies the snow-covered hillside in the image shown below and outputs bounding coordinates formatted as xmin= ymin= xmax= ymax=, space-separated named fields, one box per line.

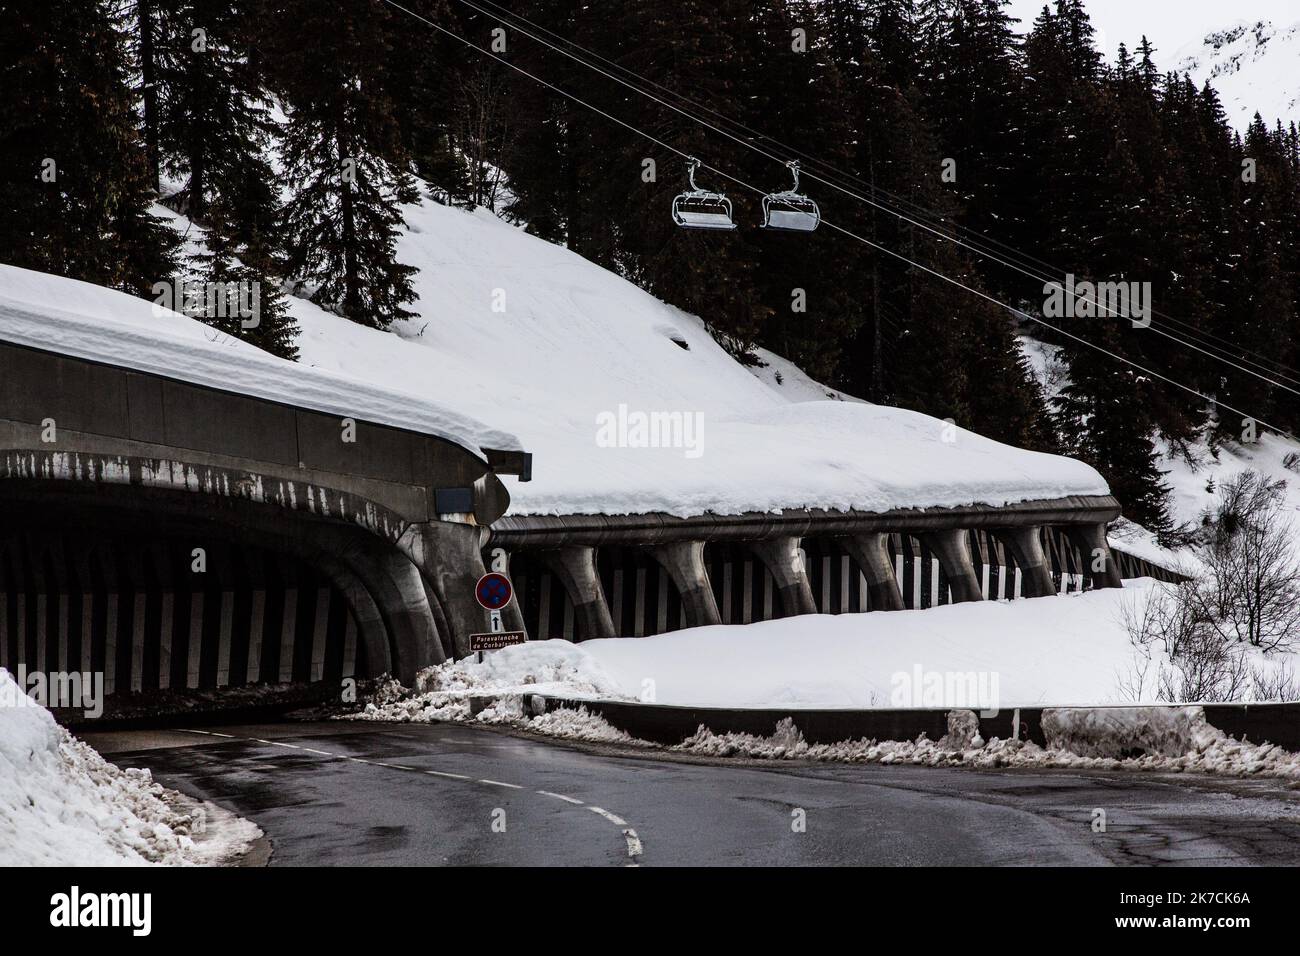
xmin=283 ymin=197 xmax=1108 ymax=518
xmin=1169 ymin=19 xmax=1300 ymax=131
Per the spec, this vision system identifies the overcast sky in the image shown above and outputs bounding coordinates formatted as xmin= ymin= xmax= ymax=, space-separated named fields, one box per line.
xmin=1004 ymin=0 xmax=1300 ymax=61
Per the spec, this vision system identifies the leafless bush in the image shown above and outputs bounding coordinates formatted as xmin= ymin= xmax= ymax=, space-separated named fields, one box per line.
xmin=1120 ymin=585 xmax=1252 ymax=702
xmin=1119 ymin=471 xmax=1300 ymax=701
xmin=1192 ymin=471 xmax=1300 ymax=652
xmin=1250 ymin=660 xmax=1300 ymax=702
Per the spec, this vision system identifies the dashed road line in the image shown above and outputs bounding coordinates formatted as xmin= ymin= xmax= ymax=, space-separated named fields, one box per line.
xmin=588 ymin=806 xmax=627 ymax=827
xmin=425 ymin=769 xmax=472 ymax=781
xmin=624 ymin=828 xmax=643 ymax=862
xmin=537 ymin=790 xmax=585 ymax=805
xmin=479 ymin=778 xmax=524 ymax=789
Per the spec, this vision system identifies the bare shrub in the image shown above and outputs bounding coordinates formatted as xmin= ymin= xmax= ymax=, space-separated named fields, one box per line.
xmin=1250 ymin=660 xmax=1300 ymax=702
xmin=1119 ymin=470 xmax=1300 ymax=702
xmin=1192 ymin=471 xmax=1300 ymax=652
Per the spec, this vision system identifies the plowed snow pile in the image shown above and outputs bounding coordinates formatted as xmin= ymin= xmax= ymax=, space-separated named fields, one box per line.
xmin=0 ymin=669 xmax=260 ymax=866
xmin=352 ymin=640 xmax=631 ymax=724
xmin=668 ymin=708 xmax=1300 ymax=779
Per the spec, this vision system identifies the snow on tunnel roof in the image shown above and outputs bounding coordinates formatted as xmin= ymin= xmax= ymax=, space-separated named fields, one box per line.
xmin=285 ymin=199 xmax=1110 ymax=518
xmin=0 ymin=262 xmax=521 ymax=460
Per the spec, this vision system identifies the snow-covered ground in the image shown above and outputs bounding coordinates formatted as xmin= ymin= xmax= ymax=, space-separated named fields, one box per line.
xmin=354 ymin=630 xmax=1300 ymax=779
xmin=0 ymin=669 xmax=261 ymax=866
xmin=352 ymin=577 xmax=1296 ymax=715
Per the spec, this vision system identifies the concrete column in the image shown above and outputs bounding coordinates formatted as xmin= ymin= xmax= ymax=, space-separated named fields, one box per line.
xmin=1065 ymin=522 xmax=1123 ymax=589
xmin=482 ymin=546 xmax=528 ymax=637
xmin=540 ymin=546 xmax=616 ymax=641
xmin=842 ymin=533 xmax=904 ymax=611
xmin=748 ymin=536 xmax=816 ymax=617
xmin=651 ymin=540 xmax=721 ymax=628
xmin=994 ymin=526 xmax=1056 ymax=598
xmin=401 ymin=521 xmax=498 ymax=659
xmin=330 ymin=529 xmax=444 ymax=684
xmin=920 ymin=529 xmax=984 ymax=603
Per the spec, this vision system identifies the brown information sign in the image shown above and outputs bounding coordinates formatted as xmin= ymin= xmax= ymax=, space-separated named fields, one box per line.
xmin=469 ymin=631 xmax=527 ymax=652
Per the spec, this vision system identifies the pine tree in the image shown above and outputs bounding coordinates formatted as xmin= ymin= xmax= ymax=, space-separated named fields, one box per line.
xmin=269 ymin=0 xmax=418 ymax=329
xmin=0 ymin=0 xmax=178 ymax=295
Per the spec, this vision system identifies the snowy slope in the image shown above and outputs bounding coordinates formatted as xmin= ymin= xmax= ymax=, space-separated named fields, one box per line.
xmin=290 ymin=198 xmax=1109 ymax=517
xmin=1169 ymin=19 xmax=1300 ymax=131
xmin=0 ymin=260 xmax=519 ymax=458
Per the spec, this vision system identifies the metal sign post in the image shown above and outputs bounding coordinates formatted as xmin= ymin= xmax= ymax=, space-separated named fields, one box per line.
xmin=472 ymin=573 xmax=520 ymax=661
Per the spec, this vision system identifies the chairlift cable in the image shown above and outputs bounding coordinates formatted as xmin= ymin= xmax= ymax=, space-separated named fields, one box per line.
xmin=377 ymin=0 xmax=1300 ymax=443
xmin=447 ymin=0 xmax=1300 ymax=386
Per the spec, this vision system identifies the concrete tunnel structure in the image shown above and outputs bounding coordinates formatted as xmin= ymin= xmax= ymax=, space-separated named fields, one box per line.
xmin=0 ymin=311 xmax=1182 ymax=699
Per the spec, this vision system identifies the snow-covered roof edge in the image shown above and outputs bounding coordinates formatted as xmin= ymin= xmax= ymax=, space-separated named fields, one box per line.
xmin=0 ymin=264 xmax=522 ymax=459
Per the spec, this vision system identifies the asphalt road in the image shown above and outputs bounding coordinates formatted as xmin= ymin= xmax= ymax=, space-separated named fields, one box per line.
xmin=81 ymin=721 xmax=1300 ymax=866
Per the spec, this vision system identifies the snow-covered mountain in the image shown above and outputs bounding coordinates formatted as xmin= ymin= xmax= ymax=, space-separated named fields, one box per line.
xmin=1168 ymin=19 xmax=1300 ymax=131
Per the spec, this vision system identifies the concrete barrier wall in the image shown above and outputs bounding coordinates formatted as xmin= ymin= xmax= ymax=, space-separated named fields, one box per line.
xmin=537 ymin=697 xmax=1300 ymax=751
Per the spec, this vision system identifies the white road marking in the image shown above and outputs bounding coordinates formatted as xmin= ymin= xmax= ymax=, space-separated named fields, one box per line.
xmin=623 ymin=829 xmax=643 ymax=860
xmin=299 ymin=747 xmax=336 ymax=756
xmin=588 ymin=806 xmax=627 ymax=827
xmin=479 ymin=778 xmax=524 ymax=789
xmin=537 ymin=790 xmax=584 ymax=805
xmin=425 ymin=769 xmax=471 ymax=781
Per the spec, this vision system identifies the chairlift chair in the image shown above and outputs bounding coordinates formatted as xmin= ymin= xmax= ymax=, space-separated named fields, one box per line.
xmin=761 ymin=161 xmax=820 ymax=233
xmin=672 ymin=158 xmax=737 ymax=231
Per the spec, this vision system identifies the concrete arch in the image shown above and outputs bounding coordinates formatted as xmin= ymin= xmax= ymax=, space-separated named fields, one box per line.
xmin=0 ymin=478 xmax=446 ymax=686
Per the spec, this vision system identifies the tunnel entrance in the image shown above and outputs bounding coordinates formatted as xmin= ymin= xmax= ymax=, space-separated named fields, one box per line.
xmin=0 ymin=502 xmax=370 ymax=702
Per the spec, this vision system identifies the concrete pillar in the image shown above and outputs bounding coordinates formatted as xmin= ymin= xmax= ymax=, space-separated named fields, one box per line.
xmin=748 ymin=536 xmax=816 ymax=616
xmin=540 ymin=546 xmax=616 ymax=640
xmin=651 ymin=539 xmax=721 ymax=628
xmin=400 ymin=521 xmax=498 ymax=659
xmin=330 ymin=530 xmax=444 ymax=684
xmin=304 ymin=548 xmax=394 ymax=679
xmin=994 ymin=526 xmax=1056 ymax=598
xmin=842 ymin=533 xmax=904 ymax=611
xmin=920 ymin=529 xmax=984 ymax=603
xmin=1065 ymin=522 xmax=1123 ymax=589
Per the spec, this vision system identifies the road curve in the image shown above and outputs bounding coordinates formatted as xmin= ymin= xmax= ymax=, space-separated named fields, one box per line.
xmin=80 ymin=721 xmax=1300 ymax=866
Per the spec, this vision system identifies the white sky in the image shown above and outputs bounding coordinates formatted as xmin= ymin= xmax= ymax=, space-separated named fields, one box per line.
xmin=1004 ymin=0 xmax=1300 ymax=61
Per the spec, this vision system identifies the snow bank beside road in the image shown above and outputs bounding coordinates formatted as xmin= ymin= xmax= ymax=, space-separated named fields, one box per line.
xmin=670 ymin=708 xmax=1300 ymax=779
xmin=0 ymin=669 xmax=260 ymax=866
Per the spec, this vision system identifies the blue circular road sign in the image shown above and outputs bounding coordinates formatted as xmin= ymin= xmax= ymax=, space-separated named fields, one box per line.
xmin=475 ymin=572 xmax=513 ymax=610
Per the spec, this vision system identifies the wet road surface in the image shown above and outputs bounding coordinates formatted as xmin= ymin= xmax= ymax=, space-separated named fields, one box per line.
xmin=80 ymin=721 xmax=1300 ymax=866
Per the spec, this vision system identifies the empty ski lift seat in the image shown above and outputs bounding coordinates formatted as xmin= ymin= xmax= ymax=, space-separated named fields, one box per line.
xmin=761 ymin=161 xmax=820 ymax=233
xmin=673 ymin=157 xmax=737 ymax=231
